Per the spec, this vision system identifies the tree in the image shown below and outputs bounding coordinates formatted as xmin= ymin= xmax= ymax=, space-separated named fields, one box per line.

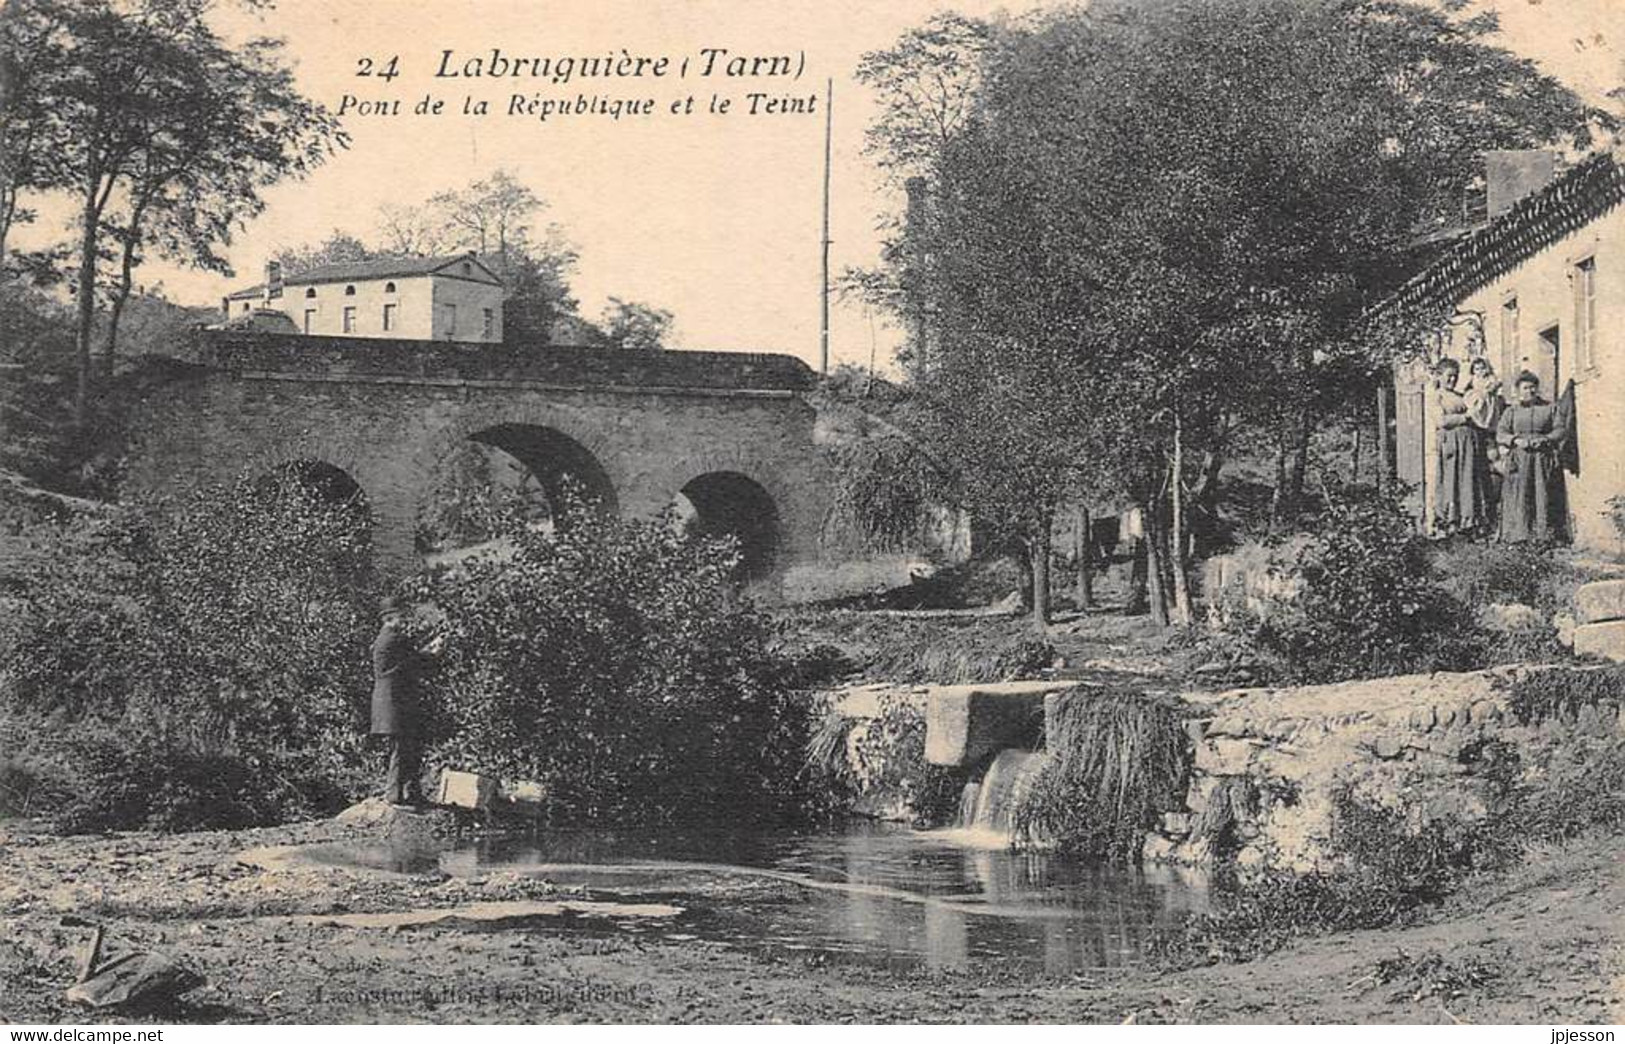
xmin=8 ymin=0 xmax=342 ymax=425
xmin=273 ymin=230 xmax=375 ymax=275
xmin=869 ymin=0 xmax=1599 ymax=626
xmin=428 ymin=169 xmax=542 ymax=286
xmin=590 ymin=297 xmax=673 ymax=351
xmin=0 ymin=0 xmax=72 ymax=269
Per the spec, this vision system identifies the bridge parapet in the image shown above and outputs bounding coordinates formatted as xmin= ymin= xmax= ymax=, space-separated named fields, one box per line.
xmin=201 ymin=331 xmax=817 ymax=393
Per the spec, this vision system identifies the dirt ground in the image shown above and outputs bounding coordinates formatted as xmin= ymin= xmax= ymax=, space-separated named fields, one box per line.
xmin=2 ymin=812 xmax=1621 ymax=1025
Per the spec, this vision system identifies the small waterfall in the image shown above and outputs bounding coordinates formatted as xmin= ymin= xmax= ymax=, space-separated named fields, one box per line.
xmin=959 ymin=749 xmax=1050 ymax=836
xmin=956 ymin=781 xmax=981 ymax=829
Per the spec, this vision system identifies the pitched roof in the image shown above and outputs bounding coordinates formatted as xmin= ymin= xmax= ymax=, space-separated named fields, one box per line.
xmin=287 ymin=255 xmax=502 ymax=286
xmin=1380 ymin=149 xmax=1625 ymax=316
xmin=224 ymin=254 xmax=502 ymax=300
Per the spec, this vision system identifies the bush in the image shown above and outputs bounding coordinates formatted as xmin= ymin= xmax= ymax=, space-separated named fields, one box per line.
xmin=402 ymin=503 xmax=817 ymax=827
xmin=1013 ymin=688 xmax=1191 ymax=860
xmin=1212 ymin=484 xmax=1484 ymax=683
xmin=0 ymin=471 xmax=379 ymax=830
xmin=51 ymin=726 xmax=350 ymax=834
xmin=1153 ymin=785 xmax=1507 ymax=966
xmin=828 ymin=691 xmax=968 ymax=826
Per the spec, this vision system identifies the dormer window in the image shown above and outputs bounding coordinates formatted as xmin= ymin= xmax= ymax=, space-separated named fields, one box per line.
xmin=462 ymin=262 xmax=472 ymax=275
xmin=344 ymin=285 xmax=356 ymax=296
xmin=304 ymin=287 xmax=317 ymax=298
xmin=384 ymin=281 xmax=396 ymax=294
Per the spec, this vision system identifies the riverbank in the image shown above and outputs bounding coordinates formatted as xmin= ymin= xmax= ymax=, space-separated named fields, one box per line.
xmin=2 ymin=813 xmax=1619 ymax=1024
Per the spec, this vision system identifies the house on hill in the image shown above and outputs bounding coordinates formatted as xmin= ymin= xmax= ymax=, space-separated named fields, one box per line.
xmin=1383 ymin=148 xmax=1625 ymax=553
xmin=221 ymin=254 xmax=504 ymax=343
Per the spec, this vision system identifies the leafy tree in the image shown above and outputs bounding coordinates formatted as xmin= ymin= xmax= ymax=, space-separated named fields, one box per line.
xmin=0 ymin=470 xmax=379 ymax=829
xmin=5 ymin=0 xmax=342 ymax=426
xmin=868 ymin=0 xmax=1600 ymax=625
xmin=273 ymin=230 xmax=375 ymax=275
xmin=590 ymin=297 xmax=673 ymax=351
xmin=401 ymin=503 xmax=815 ymax=826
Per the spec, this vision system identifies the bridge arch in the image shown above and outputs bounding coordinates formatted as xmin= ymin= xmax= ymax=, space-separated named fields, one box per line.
xmin=467 ymin=423 xmax=619 ymax=517
xmin=673 ymin=470 xmax=782 ymax=582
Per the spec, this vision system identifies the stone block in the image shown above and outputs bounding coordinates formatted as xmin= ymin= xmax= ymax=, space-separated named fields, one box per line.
xmin=1574 ymin=580 xmax=1625 ymax=625
xmin=1574 ymin=620 xmax=1625 ymax=663
xmin=923 ymin=682 xmax=1063 ymax=767
xmin=435 ymin=769 xmax=497 ymax=810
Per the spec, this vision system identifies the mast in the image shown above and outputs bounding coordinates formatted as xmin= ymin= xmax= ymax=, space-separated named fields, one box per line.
xmin=820 ymin=76 xmax=833 ymax=376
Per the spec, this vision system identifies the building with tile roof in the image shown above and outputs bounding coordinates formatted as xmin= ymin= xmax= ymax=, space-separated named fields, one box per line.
xmin=221 ymin=253 xmax=504 ymax=343
xmin=1380 ymin=148 xmax=1625 ymax=551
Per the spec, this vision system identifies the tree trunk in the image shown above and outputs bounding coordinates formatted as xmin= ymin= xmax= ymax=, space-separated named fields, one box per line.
xmin=1075 ymin=504 xmax=1094 ymax=611
xmin=1268 ymin=434 xmax=1289 ymax=534
xmin=74 ymin=174 xmax=102 ymax=430
xmin=1190 ymin=440 xmax=1224 ymax=556
xmin=1351 ymin=423 xmax=1362 ymax=485
xmin=1030 ymin=517 xmax=1051 ymax=631
xmin=103 ymin=233 xmax=138 ymax=379
xmin=1170 ymin=415 xmax=1193 ymax=627
xmin=1286 ymin=404 xmax=1311 ymax=511
xmin=1127 ymin=533 xmax=1149 ymax=616
xmin=1146 ymin=527 xmax=1171 ymax=628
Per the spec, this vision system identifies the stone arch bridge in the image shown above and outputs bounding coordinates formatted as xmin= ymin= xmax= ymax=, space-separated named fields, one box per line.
xmin=124 ymin=332 xmax=847 ymax=599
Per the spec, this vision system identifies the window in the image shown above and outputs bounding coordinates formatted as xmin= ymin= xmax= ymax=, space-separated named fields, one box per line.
xmin=304 ymin=287 xmax=317 ymax=299
xmin=384 ymin=282 xmax=396 ymax=294
xmin=303 ymin=309 xmax=316 ymax=334
xmin=442 ymin=303 xmax=457 ymax=339
xmin=1574 ymin=257 xmax=1597 ymax=372
xmin=344 ymin=284 xmax=356 ymax=296
xmin=482 ymin=308 xmax=494 ymax=339
xmin=1501 ymin=296 xmax=1519 ymax=379
xmin=382 ymin=303 xmax=397 ymax=332
xmin=342 ymin=306 xmax=357 ymax=334
xmin=242 ymin=302 xmax=251 ymax=313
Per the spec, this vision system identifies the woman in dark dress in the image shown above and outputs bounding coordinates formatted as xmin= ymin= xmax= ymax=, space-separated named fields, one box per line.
xmin=1496 ymin=371 xmax=1568 ymax=544
xmin=1432 ymin=358 xmax=1493 ymax=536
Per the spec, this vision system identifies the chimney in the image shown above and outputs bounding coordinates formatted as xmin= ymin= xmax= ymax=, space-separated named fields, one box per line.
xmin=264 ymin=260 xmax=283 ymax=301
xmin=1486 ymin=150 xmax=1557 ymax=218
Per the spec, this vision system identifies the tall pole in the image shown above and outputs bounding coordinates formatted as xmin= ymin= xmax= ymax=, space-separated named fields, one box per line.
xmin=820 ymin=77 xmax=833 ymax=376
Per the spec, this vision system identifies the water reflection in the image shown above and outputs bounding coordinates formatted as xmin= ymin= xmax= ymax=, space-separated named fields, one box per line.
xmin=303 ymin=821 xmax=1206 ymax=974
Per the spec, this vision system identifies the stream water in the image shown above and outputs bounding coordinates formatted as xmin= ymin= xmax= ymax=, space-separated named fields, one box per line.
xmin=301 ymin=821 xmax=1207 ymax=974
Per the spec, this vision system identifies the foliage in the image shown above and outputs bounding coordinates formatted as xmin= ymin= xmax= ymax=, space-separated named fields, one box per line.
xmin=824 ymin=691 xmax=967 ymax=827
xmin=824 ymin=435 xmax=948 ymax=553
xmin=1215 ymin=484 xmax=1484 ymax=683
xmin=860 ymin=0 xmax=1600 ymax=616
xmin=1432 ymin=541 xmax=1583 ymax=617
xmin=1503 ymin=664 xmax=1625 ymax=728
xmin=854 ymin=12 xmax=993 ymax=182
xmin=1013 ymin=688 xmax=1191 ymax=860
xmin=1153 ymin=785 xmax=1508 ymax=966
xmin=49 ymin=726 xmax=349 ymax=833
xmin=1156 ymin=717 xmax=1625 ymax=967
xmin=413 ymin=440 xmax=541 ymax=554
xmin=589 ymin=297 xmax=673 ymax=351
xmin=400 ymin=502 xmax=816 ymax=826
xmin=5 ymin=0 xmax=344 ymax=418
xmin=864 ymin=629 xmax=1053 ymax=685
xmin=0 ymin=470 xmax=379 ymax=830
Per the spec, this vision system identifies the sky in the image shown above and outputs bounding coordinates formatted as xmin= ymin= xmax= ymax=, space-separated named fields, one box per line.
xmin=20 ymin=0 xmax=1625 ymax=372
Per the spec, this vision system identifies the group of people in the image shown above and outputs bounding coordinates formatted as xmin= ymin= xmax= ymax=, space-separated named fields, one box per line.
xmin=1433 ymin=356 xmax=1571 ymax=544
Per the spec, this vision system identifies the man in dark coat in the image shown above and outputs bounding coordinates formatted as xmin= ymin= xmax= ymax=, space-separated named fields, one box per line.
xmin=371 ymin=595 xmax=437 ymax=805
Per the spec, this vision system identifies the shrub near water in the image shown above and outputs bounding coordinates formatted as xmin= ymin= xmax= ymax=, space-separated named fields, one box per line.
xmin=0 ymin=474 xmax=378 ymax=831
xmin=403 ymin=506 xmax=815 ymax=826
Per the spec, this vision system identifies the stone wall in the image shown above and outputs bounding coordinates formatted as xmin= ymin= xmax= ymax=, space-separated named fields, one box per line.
xmin=1146 ymin=663 xmax=1622 ymax=871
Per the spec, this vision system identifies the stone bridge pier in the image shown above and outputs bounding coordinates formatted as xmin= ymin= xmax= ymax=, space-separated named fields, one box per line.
xmin=122 ymin=333 xmax=840 ymax=599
